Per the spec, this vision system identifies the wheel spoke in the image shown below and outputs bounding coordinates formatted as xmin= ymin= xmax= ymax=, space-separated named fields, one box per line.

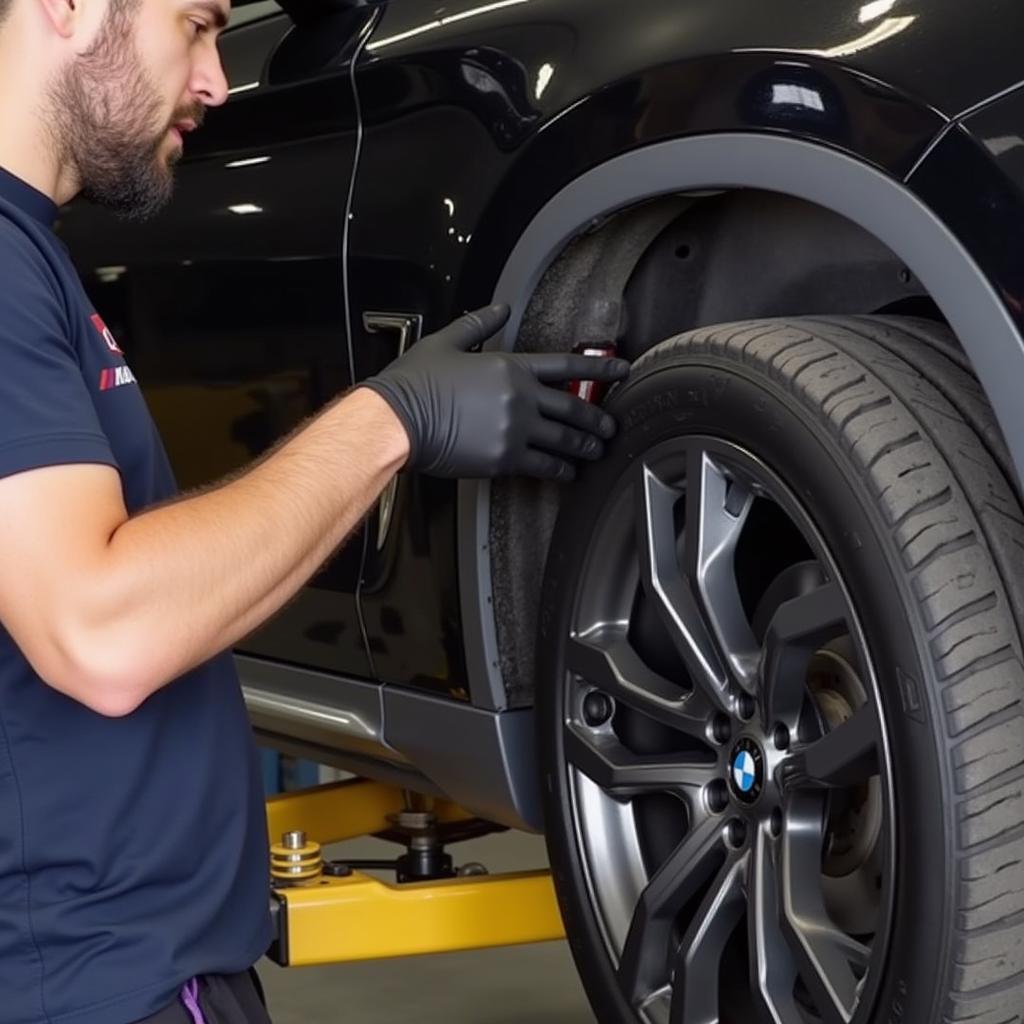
xmin=777 ymin=704 xmax=880 ymax=792
xmin=682 ymin=447 xmax=760 ymax=691
xmin=637 ymin=463 xmax=733 ymax=714
xmin=759 ymin=582 xmax=850 ymax=732
xmin=748 ymin=827 xmax=802 ymax=1024
xmin=565 ymin=723 xmax=716 ymax=801
xmin=780 ymin=796 xmax=868 ymax=1024
xmin=566 ymin=633 xmax=711 ymax=740
xmin=618 ymin=814 xmax=727 ymax=1008
xmin=668 ymin=852 xmax=748 ymax=1024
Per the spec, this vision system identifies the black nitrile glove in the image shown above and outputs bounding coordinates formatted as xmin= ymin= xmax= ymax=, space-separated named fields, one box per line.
xmin=359 ymin=304 xmax=631 ymax=480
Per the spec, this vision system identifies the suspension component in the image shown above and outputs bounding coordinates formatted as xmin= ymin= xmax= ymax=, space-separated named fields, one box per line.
xmin=389 ymin=810 xmax=455 ymax=882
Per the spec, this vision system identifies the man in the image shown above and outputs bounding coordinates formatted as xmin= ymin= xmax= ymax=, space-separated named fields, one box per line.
xmin=0 ymin=0 xmax=629 ymax=1021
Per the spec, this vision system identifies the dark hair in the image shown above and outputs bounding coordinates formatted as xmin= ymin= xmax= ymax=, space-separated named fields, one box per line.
xmin=0 ymin=0 xmax=13 ymax=27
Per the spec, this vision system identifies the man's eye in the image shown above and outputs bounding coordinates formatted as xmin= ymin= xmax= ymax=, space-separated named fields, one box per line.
xmin=188 ymin=18 xmax=208 ymax=36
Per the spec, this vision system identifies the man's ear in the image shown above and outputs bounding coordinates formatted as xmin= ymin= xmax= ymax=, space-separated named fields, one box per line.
xmin=36 ymin=0 xmax=81 ymax=38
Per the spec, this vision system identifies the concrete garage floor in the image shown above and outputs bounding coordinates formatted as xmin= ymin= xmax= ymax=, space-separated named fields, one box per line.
xmin=257 ymin=827 xmax=597 ymax=1024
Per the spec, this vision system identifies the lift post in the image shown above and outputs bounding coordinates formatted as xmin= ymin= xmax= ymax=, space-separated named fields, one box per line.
xmin=265 ymin=778 xmax=566 ymax=967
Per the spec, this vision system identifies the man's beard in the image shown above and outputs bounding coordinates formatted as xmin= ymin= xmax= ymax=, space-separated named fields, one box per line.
xmin=47 ymin=0 xmax=202 ymax=221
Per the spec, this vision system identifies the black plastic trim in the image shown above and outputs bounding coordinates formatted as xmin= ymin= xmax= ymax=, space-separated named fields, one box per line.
xmin=238 ymin=655 xmax=541 ymax=829
xmin=383 ymin=689 xmax=542 ymax=832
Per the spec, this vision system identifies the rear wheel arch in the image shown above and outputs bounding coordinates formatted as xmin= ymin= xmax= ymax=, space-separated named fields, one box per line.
xmin=459 ymin=132 xmax=1024 ymax=715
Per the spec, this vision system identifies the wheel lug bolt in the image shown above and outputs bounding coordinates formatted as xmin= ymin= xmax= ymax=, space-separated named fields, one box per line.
xmin=582 ymin=690 xmax=614 ymax=727
xmin=769 ymin=807 xmax=783 ymax=838
xmin=726 ymin=818 xmax=748 ymax=848
xmin=773 ymin=723 xmax=790 ymax=750
xmin=712 ymin=714 xmax=732 ymax=744
xmin=737 ymin=693 xmax=756 ymax=721
xmin=706 ymin=779 xmax=729 ymax=814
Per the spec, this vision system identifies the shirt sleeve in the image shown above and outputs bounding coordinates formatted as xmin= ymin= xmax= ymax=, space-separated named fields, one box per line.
xmin=0 ymin=223 xmax=117 ymax=482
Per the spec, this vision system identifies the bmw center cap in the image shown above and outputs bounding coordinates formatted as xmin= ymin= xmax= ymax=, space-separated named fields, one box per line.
xmin=729 ymin=737 xmax=765 ymax=804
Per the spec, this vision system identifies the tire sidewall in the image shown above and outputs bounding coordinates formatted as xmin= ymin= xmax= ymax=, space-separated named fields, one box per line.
xmin=538 ymin=356 xmax=952 ymax=1023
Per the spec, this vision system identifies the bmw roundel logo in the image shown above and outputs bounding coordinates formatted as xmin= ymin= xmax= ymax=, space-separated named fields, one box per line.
xmin=728 ymin=737 xmax=764 ymax=804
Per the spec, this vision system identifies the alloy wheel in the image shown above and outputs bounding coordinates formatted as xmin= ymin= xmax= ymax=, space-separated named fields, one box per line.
xmin=562 ymin=437 xmax=895 ymax=1024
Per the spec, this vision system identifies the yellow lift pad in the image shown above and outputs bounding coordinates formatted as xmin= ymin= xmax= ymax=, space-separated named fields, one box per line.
xmin=266 ymin=778 xmax=566 ymax=966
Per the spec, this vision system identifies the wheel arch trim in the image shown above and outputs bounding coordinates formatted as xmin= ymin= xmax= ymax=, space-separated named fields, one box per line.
xmin=459 ymin=130 xmax=1024 ymax=717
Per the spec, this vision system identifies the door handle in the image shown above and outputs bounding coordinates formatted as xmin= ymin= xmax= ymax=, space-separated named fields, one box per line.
xmin=362 ymin=312 xmax=423 ymax=550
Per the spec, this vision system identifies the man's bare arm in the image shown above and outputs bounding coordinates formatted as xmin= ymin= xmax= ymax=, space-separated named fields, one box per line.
xmin=0 ymin=387 xmax=408 ymax=716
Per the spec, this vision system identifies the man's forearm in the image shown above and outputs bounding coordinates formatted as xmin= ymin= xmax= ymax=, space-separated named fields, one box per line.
xmin=80 ymin=387 xmax=407 ymax=711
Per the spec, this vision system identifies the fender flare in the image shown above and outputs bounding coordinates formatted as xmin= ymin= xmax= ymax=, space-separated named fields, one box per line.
xmin=459 ymin=131 xmax=1024 ymax=711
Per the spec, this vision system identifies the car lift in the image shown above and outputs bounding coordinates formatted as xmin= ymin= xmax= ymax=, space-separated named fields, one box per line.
xmin=264 ymin=777 xmax=566 ymax=967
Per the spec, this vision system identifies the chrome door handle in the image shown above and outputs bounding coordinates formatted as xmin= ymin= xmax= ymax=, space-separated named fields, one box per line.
xmin=361 ymin=312 xmax=423 ymax=550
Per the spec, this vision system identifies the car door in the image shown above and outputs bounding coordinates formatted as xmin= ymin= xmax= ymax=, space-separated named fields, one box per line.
xmin=59 ymin=0 xmax=379 ymax=679
xmin=345 ymin=0 xmax=551 ymax=703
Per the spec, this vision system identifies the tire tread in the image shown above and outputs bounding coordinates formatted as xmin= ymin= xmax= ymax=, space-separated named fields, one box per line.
xmin=634 ymin=315 xmax=1024 ymax=1021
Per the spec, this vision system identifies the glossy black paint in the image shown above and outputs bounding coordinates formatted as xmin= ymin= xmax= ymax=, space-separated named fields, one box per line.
xmin=368 ymin=0 xmax=1024 ymax=120
xmin=928 ymin=86 xmax=1024 ymax=327
xmin=909 ymin=122 xmax=1024 ymax=324
xmin=53 ymin=0 xmax=1024 ymax=709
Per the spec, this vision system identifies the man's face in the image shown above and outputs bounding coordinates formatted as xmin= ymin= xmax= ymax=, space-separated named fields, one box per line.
xmin=48 ymin=0 xmax=229 ymax=220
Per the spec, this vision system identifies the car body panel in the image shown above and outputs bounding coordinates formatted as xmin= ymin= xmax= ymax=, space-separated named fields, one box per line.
xmin=910 ymin=88 xmax=1024 ymax=353
xmin=367 ymin=0 xmax=1024 ymax=122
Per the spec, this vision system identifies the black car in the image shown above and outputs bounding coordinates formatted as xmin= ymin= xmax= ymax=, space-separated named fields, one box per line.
xmin=59 ymin=1 xmax=1024 ymax=1021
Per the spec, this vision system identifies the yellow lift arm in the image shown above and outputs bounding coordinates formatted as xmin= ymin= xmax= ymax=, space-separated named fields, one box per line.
xmin=264 ymin=778 xmax=566 ymax=967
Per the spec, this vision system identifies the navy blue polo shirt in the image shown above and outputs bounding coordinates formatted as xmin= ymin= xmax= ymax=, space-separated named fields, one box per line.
xmin=0 ymin=167 xmax=271 ymax=1024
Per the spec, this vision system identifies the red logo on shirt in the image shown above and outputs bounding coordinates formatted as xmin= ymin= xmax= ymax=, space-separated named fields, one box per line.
xmin=90 ymin=313 xmax=124 ymax=356
xmin=99 ymin=366 xmax=137 ymax=391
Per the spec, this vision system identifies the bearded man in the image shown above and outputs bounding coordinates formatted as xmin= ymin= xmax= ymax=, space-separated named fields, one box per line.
xmin=0 ymin=0 xmax=629 ymax=1021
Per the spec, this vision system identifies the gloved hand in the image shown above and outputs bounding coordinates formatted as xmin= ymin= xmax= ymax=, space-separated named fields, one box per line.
xmin=358 ymin=303 xmax=630 ymax=480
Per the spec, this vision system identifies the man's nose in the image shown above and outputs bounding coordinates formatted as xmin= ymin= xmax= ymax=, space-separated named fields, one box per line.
xmin=190 ymin=46 xmax=230 ymax=108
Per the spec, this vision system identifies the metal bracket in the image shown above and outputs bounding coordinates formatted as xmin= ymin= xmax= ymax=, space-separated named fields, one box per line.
xmin=265 ymin=778 xmax=565 ymax=966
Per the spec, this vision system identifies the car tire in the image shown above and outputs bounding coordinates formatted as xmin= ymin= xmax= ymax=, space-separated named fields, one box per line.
xmin=537 ymin=315 xmax=1024 ymax=1024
